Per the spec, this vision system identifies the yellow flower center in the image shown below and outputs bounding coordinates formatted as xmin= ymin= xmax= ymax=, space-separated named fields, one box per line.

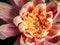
xmin=21 ymin=4 xmax=53 ymax=39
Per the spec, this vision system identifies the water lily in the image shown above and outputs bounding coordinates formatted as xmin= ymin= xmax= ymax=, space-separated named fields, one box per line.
xmin=0 ymin=0 xmax=60 ymax=45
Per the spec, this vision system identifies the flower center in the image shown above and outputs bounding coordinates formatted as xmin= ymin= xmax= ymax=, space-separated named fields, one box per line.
xmin=21 ymin=4 xmax=53 ymax=39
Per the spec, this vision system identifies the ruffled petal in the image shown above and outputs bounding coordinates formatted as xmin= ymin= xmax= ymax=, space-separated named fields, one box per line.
xmin=0 ymin=2 xmax=19 ymax=23
xmin=13 ymin=0 xmax=31 ymax=9
xmin=0 ymin=24 xmax=20 ymax=40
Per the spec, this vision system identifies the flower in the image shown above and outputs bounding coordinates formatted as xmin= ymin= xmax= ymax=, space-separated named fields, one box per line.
xmin=0 ymin=0 xmax=60 ymax=45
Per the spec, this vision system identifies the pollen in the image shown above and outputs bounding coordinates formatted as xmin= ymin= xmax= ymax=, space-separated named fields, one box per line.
xmin=20 ymin=4 xmax=53 ymax=39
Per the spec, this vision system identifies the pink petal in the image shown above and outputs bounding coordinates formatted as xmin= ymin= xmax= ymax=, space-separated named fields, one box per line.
xmin=0 ymin=2 xmax=19 ymax=23
xmin=53 ymin=3 xmax=60 ymax=23
xmin=46 ymin=2 xmax=57 ymax=18
xmin=53 ymin=16 xmax=60 ymax=24
xmin=14 ymin=35 xmax=35 ymax=45
xmin=48 ymin=24 xmax=59 ymax=36
xmin=36 ymin=41 xmax=44 ymax=45
xmin=44 ymin=40 xmax=55 ymax=45
xmin=14 ymin=34 xmax=55 ymax=45
xmin=36 ymin=40 xmax=55 ymax=45
xmin=20 ymin=35 xmax=35 ymax=43
xmin=49 ymin=36 xmax=60 ymax=43
xmin=0 ymin=24 xmax=20 ymax=40
xmin=47 ymin=24 xmax=60 ymax=43
xmin=32 ymin=0 xmax=45 ymax=6
xmin=13 ymin=0 xmax=31 ymax=8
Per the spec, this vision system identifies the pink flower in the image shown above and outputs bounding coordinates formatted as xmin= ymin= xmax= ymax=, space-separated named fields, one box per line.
xmin=0 ymin=0 xmax=60 ymax=45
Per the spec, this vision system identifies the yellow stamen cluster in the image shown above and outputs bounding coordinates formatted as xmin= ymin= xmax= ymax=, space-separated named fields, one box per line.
xmin=21 ymin=4 xmax=53 ymax=39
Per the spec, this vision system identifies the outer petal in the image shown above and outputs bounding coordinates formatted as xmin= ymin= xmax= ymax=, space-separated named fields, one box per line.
xmin=13 ymin=0 xmax=31 ymax=8
xmin=43 ymin=40 xmax=55 ymax=45
xmin=0 ymin=2 xmax=19 ymax=23
xmin=46 ymin=2 xmax=57 ymax=18
xmin=53 ymin=13 xmax=60 ymax=24
xmin=0 ymin=24 xmax=20 ymax=40
xmin=36 ymin=39 xmax=55 ymax=45
xmin=32 ymin=0 xmax=45 ymax=6
xmin=53 ymin=3 xmax=60 ymax=23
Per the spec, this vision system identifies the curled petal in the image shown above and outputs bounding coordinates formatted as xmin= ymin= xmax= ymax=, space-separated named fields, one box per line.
xmin=20 ymin=2 xmax=33 ymax=16
xmin=0 ymin=2 xmax=19 ymax=23
xmin=0 ymin=24 xmax=20 ymax=40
